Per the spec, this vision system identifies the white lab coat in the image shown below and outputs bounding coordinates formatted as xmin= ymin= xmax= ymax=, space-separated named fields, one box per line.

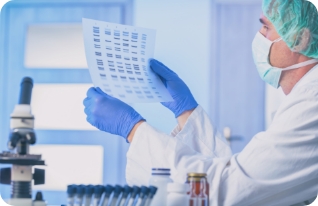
xmin=126 ymin=65 xmax=318 ymax=206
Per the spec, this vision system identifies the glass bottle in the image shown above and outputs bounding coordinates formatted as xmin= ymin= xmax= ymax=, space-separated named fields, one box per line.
xmin=149 ymin=168 xmax=172 ymax=206
xmin=186 ymin=173 xmax=209 ymax=206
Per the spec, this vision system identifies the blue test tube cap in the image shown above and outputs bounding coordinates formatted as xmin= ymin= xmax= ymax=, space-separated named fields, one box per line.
xmin=85 ymin=185 xmax=94 ymax=195
xmin=140 ymin=186 xmax=149 ymax=195
xmin=67 ymin=184 xmax=77 ymax=196
xmin=148 ymin=186 xmax=158 ymax=198
xmin=76 ymin=185 xmax=85 ymax=196
xmin=104 ymin=184 xmax=114 ymax=194
xmin=93 ymin=185 xmax=105 ymax=197
xmin=123 ymin=185 xmax=132 ymax=195
xmin=148 ymin=186 xmax=158 ymax=195
xmin=114 ymin=185 xmax=123 ymax=195
xmin=132 ymin=186 xmax=140 ymax=195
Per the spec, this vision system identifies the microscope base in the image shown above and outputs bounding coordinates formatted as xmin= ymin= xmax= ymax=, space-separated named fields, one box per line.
xmin=7 ymin=198 xmax=46 ymax=206
xmin=8 ymin=198 xmax=33 ymax=206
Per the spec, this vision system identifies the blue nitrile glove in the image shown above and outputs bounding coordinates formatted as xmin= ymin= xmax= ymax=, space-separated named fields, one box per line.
xmin=83 ymin=87 xmax=145 ymax=139
xmin=150 ymin=59 xmax=198 ymax=117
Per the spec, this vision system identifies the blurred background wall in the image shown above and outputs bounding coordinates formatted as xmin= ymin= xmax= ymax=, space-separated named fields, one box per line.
xmin=0 ymin=0 xmax=284 ymax=204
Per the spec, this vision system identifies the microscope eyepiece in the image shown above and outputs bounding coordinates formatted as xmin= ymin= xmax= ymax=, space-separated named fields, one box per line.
xmin=19 ymin=77 xmax=33 ymax=105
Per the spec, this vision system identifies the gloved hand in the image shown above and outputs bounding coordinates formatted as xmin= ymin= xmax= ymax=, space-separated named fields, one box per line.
xmin=150 ymin=59 xmax=198 ymax=117
xmin=83 ymin=87 xmax=145 ymax=139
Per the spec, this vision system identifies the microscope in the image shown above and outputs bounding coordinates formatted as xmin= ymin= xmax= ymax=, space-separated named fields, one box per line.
xmin=0 ymin=77 xmax=47 ymax=206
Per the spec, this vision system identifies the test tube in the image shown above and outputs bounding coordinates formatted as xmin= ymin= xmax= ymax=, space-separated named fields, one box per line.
xmin=109 ymin=185 xmax=123 ymax=206
xmin=101 ymin=185 xmax=114 ymax=206
xmin=126 ymin=186 xmax=140 ymax=206
xmin=67 ymin=184 xmax=77 ymax=206
xmin=144 ymin=186 xmax=158 ymax=206
xmin=75 ymin=185 xmax=85 ymax=206
xmin=134 ymin=186 xmax=149 ymax=206
xmin=84 ymin=185 xmax=94 ymax=206
xmin=92 ymin=185 xmax=105 ymax=206
xmin=117 ymin=185 xmax=132 ymax=206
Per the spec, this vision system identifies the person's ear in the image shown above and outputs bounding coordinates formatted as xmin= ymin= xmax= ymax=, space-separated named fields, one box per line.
xmin=292 ymin=28 xmax=310 ymax=53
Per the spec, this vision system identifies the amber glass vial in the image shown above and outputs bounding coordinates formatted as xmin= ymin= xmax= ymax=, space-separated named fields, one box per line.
xmin=186 ymin=173 xmax=209 ymax=206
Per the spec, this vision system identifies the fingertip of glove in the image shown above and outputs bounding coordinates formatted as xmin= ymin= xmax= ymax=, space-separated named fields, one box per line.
xmin=150 ymin=59 xmax=162 ymax=73
xmin=83 ymin=97 xmax=89 ymax=106
xmin=86 ymin=87 xmax=97 ymax=96
xmin=88 ymin=87 xmax=95 ymax=91
xmin=96 ymin=87 xmax=105 ymax=94
xmin=149 ymin=58 xmax=157 ymax=66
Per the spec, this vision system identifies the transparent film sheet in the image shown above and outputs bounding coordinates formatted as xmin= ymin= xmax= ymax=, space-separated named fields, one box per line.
xmin=82 ymin=18 xmax=172 ymax=103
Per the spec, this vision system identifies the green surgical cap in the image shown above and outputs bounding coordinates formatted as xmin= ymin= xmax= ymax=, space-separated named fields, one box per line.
xmin=262 ymin=0 xmax=318 ymax=58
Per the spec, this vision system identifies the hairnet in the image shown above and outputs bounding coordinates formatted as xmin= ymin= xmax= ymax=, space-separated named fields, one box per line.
xmin=262 ymin=0 xmax=318 ymax=58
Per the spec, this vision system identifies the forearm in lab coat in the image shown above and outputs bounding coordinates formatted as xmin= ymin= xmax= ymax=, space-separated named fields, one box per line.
xmin=165 ymin=87 xmax=318 ymax=205
xmin=126 ymin=105 xmax=232 ymax=187
xmin=126 ymin=91 xmax=318 ymax=205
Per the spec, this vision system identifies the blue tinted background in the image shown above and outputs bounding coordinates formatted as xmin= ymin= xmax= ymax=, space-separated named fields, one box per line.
xmin=0 ymin=0 xmax=264 ymax=204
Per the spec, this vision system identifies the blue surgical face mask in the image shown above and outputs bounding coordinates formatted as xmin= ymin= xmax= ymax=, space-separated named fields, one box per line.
xmin=252 ymin=32 xmax=318 ymax=88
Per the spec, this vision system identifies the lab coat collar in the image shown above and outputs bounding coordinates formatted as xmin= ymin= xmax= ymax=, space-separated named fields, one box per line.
xmin=291 ymin=63 xmax=318 ymax=93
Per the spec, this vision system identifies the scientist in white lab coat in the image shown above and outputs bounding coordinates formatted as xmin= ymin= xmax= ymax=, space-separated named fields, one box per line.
xmin=83 ymin=0 xmax=318 ymax=205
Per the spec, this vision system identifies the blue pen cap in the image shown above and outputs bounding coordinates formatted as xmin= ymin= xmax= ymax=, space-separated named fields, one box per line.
xmin=93 ymin=185 xmax=105 ymax=197
xmin=76 ymin=185 xmax=85 ymax=196
xmin=113 ymin=185 xmax=123 ymax=195
xmin=85 ymin=185 xmax=94 ymax=196
xmin=104 ymin=185 xmax=114 ymax=194
xmin=67 ymin=184 xmax=77 ymax=196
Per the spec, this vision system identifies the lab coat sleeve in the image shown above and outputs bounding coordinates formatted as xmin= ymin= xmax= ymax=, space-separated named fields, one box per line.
xmin=127 ymin=86 xmax=318 ymax=205
xmin=126 ymin=105 xmax=232 ymax=186
xmin=170 ymin=105 xmax=232 ymax=157
xmin=217 ymin=86 xmax=318 ymax=206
